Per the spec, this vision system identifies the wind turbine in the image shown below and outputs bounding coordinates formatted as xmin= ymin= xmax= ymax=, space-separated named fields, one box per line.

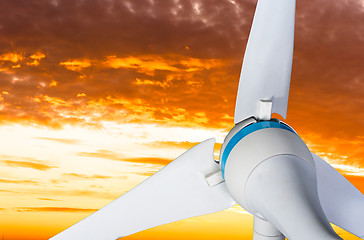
xmin=50 ymin=0 xmax=364 ymax=239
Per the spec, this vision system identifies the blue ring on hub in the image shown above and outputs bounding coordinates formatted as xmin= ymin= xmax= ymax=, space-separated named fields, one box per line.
xmin=220 ymin=121 xmax=296 ymax=178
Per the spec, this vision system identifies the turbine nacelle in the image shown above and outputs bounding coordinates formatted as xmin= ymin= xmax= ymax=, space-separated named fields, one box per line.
xmin=220 ymin=119 xmax=341 ymax=239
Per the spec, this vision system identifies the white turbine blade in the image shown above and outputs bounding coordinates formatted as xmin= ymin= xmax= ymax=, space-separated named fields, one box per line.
xmin=50 ymin=138 xmax=236 ymax=240
xmin=234 ymin=0 xmax=295 ymax=123
xmin=312 ymin=153 xmax=364 ymax=238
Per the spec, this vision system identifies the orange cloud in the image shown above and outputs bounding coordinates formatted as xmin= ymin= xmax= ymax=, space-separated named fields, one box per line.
xmin=0 ymin=178 xmax=38 ymax=184
xmin=104 ymin=55 xmax=178 ymax=73
xmin=121 ymin=157 xmax=172 ymax=165
xmin=0 ymin=155 xmax=57 ymax=170
xmin=3 ymin=160 xmax=56 ymax=171
xmin=134 ymin=171 xmax=158 ymax=177
xmin=38 ymin=198 xmax=61 ymax=201
xmin=0 ymin=189 xmax=19 ymax=194
xmin=27 ymin=53 xmax=46 ymax=66
xmin=134 ymin=78 xmax=170 ymax=88
xmin=49 ymin=80 xmax=58 ymax=87
xmin=0 ymin=53 xmax=24 ymax=62
xmin=63 ymin=173 xmax=112 ymax=179
xmin=37 ymin=189 xmax=120 ymax=200
xmin=104 ymin=55 xmax=222 ymax=75
xmin=14 ymin=207 xmax=97 ymax=213
xmin=34 ymin=137 xmax=81 ymax=145
xmin=60 ymin=59 xmax=91 ymax=71
xmin=30 ymin=52 xmax=46 ymax=60
xmin=77 ymin=149 xmax=123 ymax=161
xmin=146 ymin=141 xmax=201 ymax=149
xmin=27 ymin=60 xmax=40 ymax=66
xmin=34 ymin=94 xmax=72 ymax=107
xmin=77 ymin=149 xmax=171 ymax=165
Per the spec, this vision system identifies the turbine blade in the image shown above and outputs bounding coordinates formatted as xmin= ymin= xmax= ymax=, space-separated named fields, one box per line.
xmin=50 ymin=138 xmax=236 ymax=240
xmin=234 ymin=0 xmax=295 ymax=123
xmin=312 ymin=153 xmax=364 ymax=238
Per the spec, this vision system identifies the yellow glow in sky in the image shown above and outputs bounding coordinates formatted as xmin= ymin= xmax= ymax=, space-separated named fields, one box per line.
xmin=0 ymin=123 xmax=362 ymax=239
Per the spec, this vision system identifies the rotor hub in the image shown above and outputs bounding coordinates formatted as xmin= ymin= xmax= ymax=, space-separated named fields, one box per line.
xmin=220 ymin=119 xmax=297 ymax=177
xmin=220 ymin=119 xmax=315 ymax=213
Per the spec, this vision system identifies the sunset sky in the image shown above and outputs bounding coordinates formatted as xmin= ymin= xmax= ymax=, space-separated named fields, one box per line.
xmin=0 ymin=0 xmax=364 ymax=239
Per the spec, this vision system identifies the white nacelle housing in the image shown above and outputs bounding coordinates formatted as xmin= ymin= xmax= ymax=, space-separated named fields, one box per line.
xmin=223 ymin=124 xmax=314 ymax=211
xmin=221 ymin=121 xmax=342 ymax=239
